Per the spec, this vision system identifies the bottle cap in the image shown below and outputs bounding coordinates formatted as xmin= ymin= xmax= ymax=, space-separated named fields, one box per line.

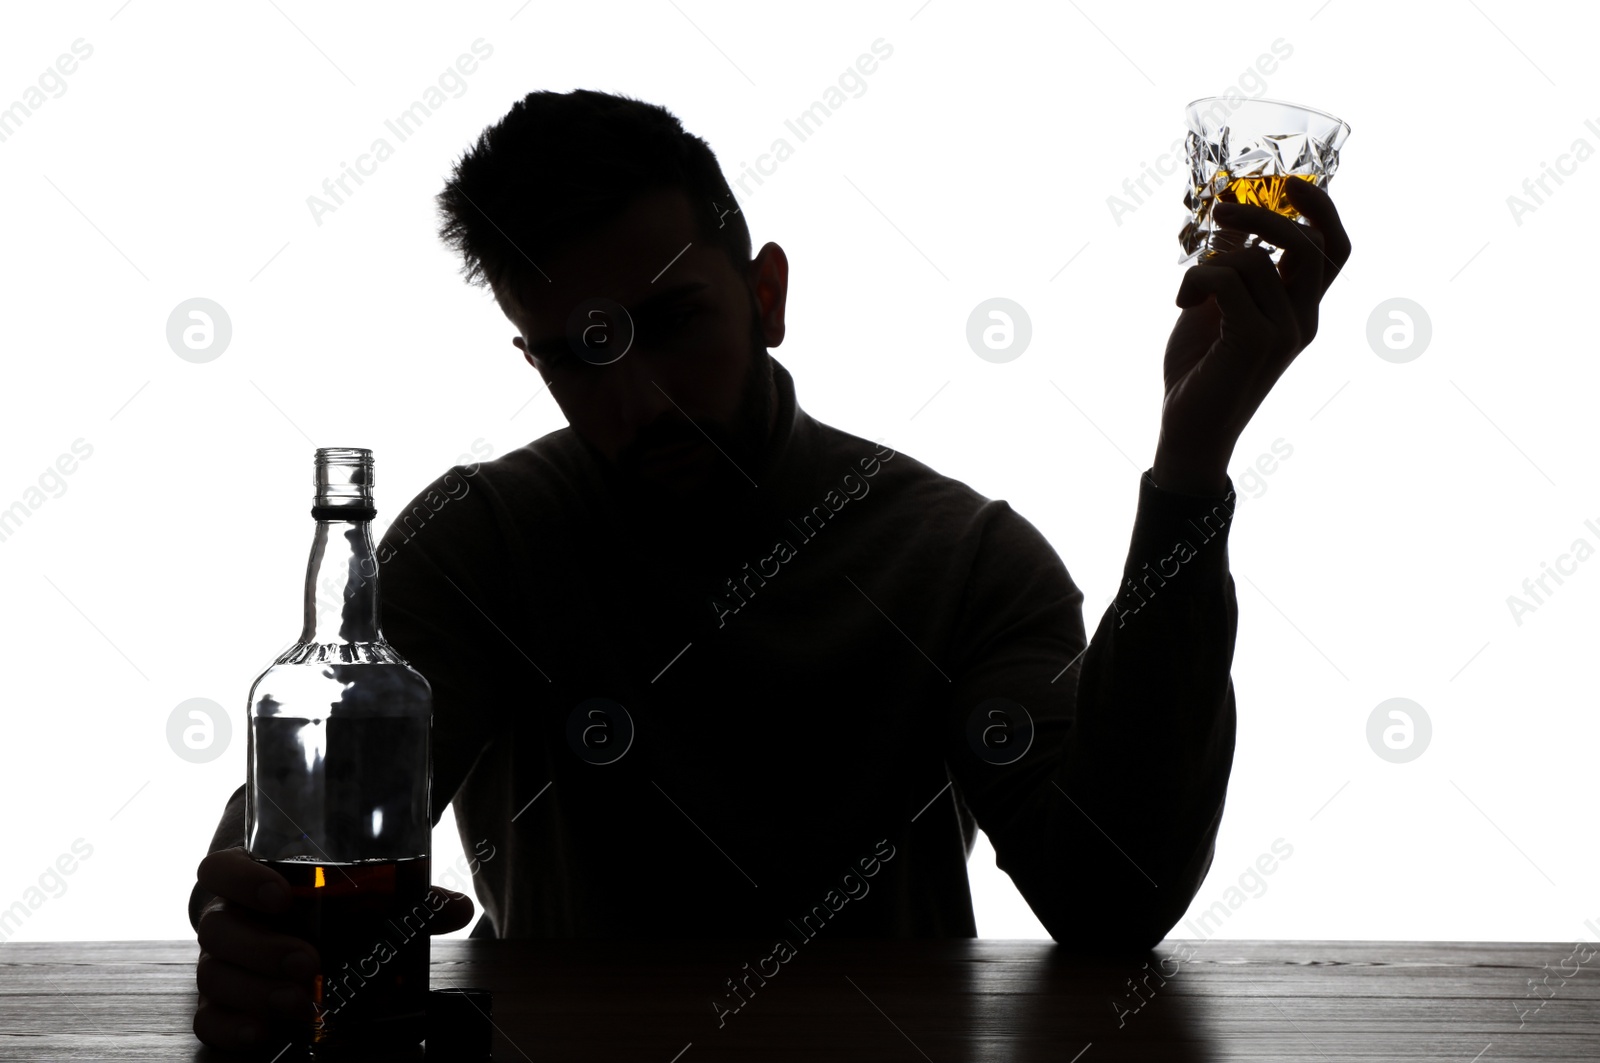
xmin=426 ymin=987 xmax=494 ymax=1059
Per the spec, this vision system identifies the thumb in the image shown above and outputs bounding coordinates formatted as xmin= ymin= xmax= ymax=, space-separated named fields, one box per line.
xmin=427 ymin=886 xmax=475 ymax=935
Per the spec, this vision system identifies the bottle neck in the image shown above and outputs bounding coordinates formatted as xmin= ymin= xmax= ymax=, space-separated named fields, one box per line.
xmin=301 ymin=518 xmax=381 ymax=644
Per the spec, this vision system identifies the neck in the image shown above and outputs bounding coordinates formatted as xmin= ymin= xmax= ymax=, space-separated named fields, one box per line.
xmin=300 ymin=518 xmax=380 ymax=644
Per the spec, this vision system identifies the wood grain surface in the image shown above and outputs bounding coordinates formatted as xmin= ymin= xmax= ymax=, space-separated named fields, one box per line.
xmin=1 ymin=938 xmax=1595 ymax=1061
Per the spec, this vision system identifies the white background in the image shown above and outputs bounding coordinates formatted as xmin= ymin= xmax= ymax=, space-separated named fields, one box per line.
xmin=1 ymin=0 xmax=1595 ymax=947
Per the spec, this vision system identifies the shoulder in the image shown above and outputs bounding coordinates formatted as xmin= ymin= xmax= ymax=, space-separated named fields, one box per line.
xmin=805 ymin=417 xmax=1034 ymax=549
xmin=374 ymin=429 xmax=598 ymax=608
xmin=380 ymin=429 xmax=592 ymax=542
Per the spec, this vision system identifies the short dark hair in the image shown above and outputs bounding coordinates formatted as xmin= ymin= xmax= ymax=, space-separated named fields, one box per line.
xmin=436 ymin=88 xmax=752 ymax=315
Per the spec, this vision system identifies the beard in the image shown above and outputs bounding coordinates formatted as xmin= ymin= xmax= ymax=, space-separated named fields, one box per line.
xmin=587 ymin=302 xmax=775 ymax=545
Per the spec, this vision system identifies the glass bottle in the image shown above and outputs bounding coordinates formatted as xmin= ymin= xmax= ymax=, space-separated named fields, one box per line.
xmin=245 ymin=447 xmax=433 ymax=1054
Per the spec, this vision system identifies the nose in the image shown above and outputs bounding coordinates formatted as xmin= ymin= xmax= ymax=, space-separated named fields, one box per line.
xmin=601 ymin=349 xmax=695 ymax=461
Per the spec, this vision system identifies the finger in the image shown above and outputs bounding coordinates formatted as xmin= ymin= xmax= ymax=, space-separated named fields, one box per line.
xmin=1177 ymin=251 xmax=1296 ymax=344
xmin=1283 ymin=178 xmax=1352 ymax=283
xmin=196 ymin=900 xmax=320 ymax=982
xmin=1213 ymin=201 xmax=1326 ymax=327
xmin=196 ymin=951 xmax=315 ymax=1022
xmin=197 ymin=846 xmax=292 ymax=913
xmin=193 ymin=997 xmax=271 ymax=1054
xmin=1216 ymin=184 xmax=1333 ymax=265
xmin=1202 ymin=247 xmax=1298 ymax=330
xmin=428 ymin=887 xmax=475 ymax=935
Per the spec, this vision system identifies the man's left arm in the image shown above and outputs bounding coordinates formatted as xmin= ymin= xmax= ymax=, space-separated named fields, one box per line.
xmin=947 ymin=178 xmax=1350 ymax=949
xmin=942 ymin=475 xmax=1237 ymax=951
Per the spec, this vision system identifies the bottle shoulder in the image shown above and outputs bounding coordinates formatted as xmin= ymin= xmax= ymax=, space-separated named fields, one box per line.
xmin=277 ymin=639 xmax=409 ymax=667
xmin=249 ymin=642 xmax=432 ymax=718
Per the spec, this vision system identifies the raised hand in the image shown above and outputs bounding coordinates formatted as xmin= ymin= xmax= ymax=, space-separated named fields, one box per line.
xmin=1152 ymin=179 xmax=1352 ymax=495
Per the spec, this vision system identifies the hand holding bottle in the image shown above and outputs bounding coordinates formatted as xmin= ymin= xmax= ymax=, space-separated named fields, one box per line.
xmin=192 ymin=846 xmax=474 ymax=1052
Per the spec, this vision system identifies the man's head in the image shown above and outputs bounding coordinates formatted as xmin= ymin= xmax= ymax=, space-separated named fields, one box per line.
xmin=436 ymin=89 xmax=788 ymax=512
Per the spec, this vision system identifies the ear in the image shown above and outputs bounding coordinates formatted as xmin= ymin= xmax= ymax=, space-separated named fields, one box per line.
xmin=748 ymin=241 xmax=788 ymax=348
xmin=513 ymin=334 xmax=536 ymax=369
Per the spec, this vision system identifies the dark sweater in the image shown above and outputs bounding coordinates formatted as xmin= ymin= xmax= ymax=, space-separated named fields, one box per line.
xmin=194 ymin=355 xmax=1238 ymax=949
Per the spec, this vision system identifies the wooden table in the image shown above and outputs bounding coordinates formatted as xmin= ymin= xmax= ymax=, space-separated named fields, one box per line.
xmin=2 ymin=938 xmax=1596 ymax=1060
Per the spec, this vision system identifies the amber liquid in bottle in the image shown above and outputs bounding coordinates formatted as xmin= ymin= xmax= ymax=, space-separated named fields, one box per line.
xmin=263 ymin=857 xmax=431 ymax=1045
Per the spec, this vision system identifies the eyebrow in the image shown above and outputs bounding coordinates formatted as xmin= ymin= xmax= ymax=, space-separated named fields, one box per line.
xmin=528 ymin=280 xmax=711 ymax=358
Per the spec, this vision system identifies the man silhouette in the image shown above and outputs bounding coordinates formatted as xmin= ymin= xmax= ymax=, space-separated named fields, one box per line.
xmin=189 ymin=88 xmax=1351 ymax=1052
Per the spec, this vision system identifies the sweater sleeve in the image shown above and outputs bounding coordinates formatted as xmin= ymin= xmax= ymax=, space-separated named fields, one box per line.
xmin=942 ymin=468 xmax=1238 ymax=951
